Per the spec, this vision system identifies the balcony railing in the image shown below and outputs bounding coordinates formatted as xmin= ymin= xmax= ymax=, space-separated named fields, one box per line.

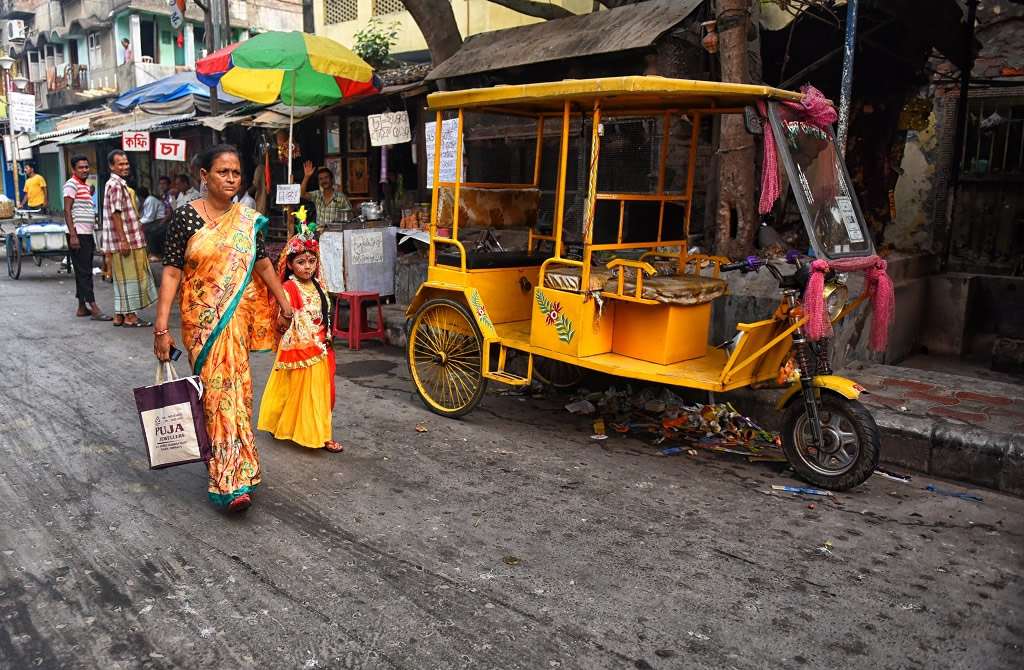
xmin=48 ymin=64 xmax=89 ymax=92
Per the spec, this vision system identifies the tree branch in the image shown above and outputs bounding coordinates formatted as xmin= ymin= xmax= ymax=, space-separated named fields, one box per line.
xmin=485 ymin=0 xmax=577 ymax=21
xmin=194 ymin=0 xmax=208 ymax=13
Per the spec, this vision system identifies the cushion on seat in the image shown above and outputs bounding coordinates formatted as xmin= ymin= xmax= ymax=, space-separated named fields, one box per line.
xmin=543 ymin=265 xmax=616 ymax=292
xmin=437 ymin=186 xmax=541 ymax=230
xmin=605 ymin=274 xmax=728 ymax=306
xmin=436 ymin=249 xmax=554 ymax=269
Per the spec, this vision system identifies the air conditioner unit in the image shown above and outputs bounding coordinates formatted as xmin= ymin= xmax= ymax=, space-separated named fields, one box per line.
xmin=6 ymin=20 xmax=27 ymax=42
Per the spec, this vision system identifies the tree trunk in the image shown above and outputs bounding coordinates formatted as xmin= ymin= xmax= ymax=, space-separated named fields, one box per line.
xmin=403 ymin=0 xmax=464 ymax=66
xmin=484 ymin=0 xmax=576 ymax=20
xmin=711 ymin=0 xmax=758 ymax=259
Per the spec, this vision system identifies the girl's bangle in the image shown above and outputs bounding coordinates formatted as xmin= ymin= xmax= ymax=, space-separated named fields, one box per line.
xmin=154 ymin=328 xmax=169 ymax=336
xmin=282 ymin=311 xmax=294 ymax=319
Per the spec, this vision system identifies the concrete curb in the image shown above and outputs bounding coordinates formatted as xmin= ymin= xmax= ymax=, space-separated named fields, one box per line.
xmin=381 ymin=308 xmax=1021 ymax=497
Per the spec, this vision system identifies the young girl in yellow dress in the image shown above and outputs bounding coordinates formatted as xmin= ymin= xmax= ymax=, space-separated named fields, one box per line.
xmin=258 ymin=216 xmax=342 ymax=452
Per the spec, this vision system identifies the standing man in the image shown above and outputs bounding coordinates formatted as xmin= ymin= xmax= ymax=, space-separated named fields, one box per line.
xmin=139 ymin=185 xmax=167 ymax=261
xmin=63 ymin=154 xmax=110 ymax=321
xmin=19 ymin=162 xmax=47 ymax=213
xmin=300 ymin=160 xmax=351 ymax=224
xmin=172 ymin=173 xmax=199 ymax=210
xmin=99 ymin=150 xmax=156 ymax=327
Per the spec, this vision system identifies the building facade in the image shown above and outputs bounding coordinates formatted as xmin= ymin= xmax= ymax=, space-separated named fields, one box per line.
xmin=2 ymin=0 xmax=303 ymax=113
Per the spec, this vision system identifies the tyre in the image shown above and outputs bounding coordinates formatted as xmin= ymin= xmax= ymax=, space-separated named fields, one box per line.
xmin=407 ymin=297 xmax=488 ymax=418
xmin=532 ymin=356 xmax=585 ymax=390
xmin=6 ymin=233 xmax=21 ymax=279
xmin=33 ymin=254 xmax=42 ymax=266
xmin=781 ymin=393 xmax=879 ymax=490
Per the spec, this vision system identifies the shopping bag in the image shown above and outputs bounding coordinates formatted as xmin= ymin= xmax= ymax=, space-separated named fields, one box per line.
xmin=134 ymin=361 xmax=211 ymax=469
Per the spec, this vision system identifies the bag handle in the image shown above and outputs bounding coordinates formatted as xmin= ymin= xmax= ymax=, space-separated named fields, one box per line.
xmin=155 ymin=361 xmax=178 ymax=384
xmin=154 ymin=360 xmax=204 ymax=400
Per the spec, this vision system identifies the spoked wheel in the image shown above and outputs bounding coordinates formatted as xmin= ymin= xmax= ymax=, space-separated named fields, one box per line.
xmin=781 ymin=393 xmax=880 ymax=490
xmin=33 ymin=254 xmax=42 ymax=266
xmin=533 ymin=356 xmax=585 ymax=390
xmin=6 ymin=233 xmax=21 ymax=279
xmin=408 ymin=298 xmax=488 ymax=418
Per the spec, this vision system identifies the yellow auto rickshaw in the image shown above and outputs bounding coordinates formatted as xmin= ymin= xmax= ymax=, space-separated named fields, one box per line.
xmin=406 ymin=77 xmax=883 ymax=490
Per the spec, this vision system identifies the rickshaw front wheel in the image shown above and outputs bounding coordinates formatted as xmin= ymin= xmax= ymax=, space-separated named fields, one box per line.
xmin=408 ymin=297 xmax=488 ymax=418
xmin=781 ymin=394 xmax=880 ymax=491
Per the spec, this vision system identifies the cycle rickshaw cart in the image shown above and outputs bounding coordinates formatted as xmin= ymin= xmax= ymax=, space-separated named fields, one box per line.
xmin=6 ymin=220 xmax=71 ymax=280
xmin=407 ymin=77 xmax=891 ymax=490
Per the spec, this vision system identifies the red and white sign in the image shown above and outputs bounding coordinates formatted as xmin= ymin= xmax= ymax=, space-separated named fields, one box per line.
xmin=122 ymin=131 xmax=151 ymax=152
xmin=154 ymin=138 xmax=187 ymax=162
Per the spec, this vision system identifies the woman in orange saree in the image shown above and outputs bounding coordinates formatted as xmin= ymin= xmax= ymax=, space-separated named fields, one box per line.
xmin=153 ymin=145 xmax=292 ymax=511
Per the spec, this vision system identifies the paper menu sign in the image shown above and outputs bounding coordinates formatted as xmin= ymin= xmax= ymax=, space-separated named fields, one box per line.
xmin=276 ymin=184 xmax=301 ymax=205
xmin=368 ymin=111 xmax=411 ymax=146
xmin=424 ymin=118 xmax=462 ymax=189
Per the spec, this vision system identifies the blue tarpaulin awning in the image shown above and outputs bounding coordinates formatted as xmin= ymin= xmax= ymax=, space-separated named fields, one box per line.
xmin=112 ymin=71 xmax=244 ymax=114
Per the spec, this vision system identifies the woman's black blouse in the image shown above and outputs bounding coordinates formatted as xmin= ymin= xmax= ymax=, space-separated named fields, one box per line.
xmin=163 ymin=203 xmax=267 ymax=269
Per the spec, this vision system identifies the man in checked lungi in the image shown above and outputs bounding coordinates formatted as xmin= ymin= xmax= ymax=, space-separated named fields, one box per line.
xmin=99 ymin=150 xmax=157 ymax=327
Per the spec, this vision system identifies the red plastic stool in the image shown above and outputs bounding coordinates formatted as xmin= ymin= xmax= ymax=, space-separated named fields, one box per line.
xmin=332 ymin=290 xmax=387 ymax=350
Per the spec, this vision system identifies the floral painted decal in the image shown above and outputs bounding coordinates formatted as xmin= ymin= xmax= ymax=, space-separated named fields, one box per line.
xmin=469 ymin=290 xmax=495 ymax=337
xmin=536 ymin=289 xmax=575 ymax=344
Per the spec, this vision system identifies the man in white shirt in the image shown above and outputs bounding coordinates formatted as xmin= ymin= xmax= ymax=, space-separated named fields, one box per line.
xmin=139 ymin=185 xmax=168 ymax=260
xmin=172 ymin=173 xmax=200 ymax=210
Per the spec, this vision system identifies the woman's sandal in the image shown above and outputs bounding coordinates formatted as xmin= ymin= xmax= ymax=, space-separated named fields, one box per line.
xmin=228 ymin=494 xmax=252 ymax=512
xmin=324 ymin=441 xmax=344 ymax=453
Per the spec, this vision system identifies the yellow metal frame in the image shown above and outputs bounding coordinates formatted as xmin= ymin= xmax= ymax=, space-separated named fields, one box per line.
xmin=415 ymin=77 xmax=822 ymax=393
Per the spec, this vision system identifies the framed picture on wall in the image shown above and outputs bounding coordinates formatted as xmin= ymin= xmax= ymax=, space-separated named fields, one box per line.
xmin=325 ymin=156 xmax=341 ymax=185
xmin=347 ymin=117 xmax=367 ymax=153
xmin=347 ymin=157 xmax=368 ymax=194
xmin=325 ymin=114 xmax=341 ymax=154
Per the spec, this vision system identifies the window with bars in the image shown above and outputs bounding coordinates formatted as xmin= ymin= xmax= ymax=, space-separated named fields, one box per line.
xmin=324 ymin=0 xmax=358 ymax=24
xmin=373 ymin=0 xmax=406 ymax=16
xmin=962 ymin=95 xmax=1024 ymax=176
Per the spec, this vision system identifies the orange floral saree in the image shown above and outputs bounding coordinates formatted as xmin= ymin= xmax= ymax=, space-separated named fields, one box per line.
xmin=179 ymin=204 xmax=278 ymax=506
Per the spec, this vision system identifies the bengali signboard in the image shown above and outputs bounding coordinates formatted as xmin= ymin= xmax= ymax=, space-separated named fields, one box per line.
xmin=424 ymin=118 xmax=461 ymax=189
xmin=368 ymin=111 xmax=411 ymax=147
xmin=8 ymin=92 xmax=36 ymax=134
xmin=122 ymin=131 xmax=151 ymax=152
xmin=154 ymin=138 xmax=186 ymax=162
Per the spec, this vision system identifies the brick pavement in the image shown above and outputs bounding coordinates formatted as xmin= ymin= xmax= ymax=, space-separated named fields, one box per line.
xmin=853 ymin=367 xmax=1024 ymax=434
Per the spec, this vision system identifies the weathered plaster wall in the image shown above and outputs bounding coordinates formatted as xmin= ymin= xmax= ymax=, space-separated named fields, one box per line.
xmin=887 ymin=109 xmax=940 ymax=251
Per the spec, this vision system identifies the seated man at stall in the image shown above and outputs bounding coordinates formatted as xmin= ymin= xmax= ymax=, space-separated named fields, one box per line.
xmin=300 ymin=160 xmax=351 ymax=225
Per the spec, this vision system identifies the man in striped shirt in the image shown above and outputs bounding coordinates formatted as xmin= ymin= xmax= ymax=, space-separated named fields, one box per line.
xmin=63 ymin=154 xmax=110 ymax=320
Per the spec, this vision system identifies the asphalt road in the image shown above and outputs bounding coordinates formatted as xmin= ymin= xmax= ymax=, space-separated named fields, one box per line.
xmin=1 ymin=256 xmax=1022 ymax=670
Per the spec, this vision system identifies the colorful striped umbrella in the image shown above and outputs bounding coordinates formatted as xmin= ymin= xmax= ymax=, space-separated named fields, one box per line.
xmin=197 ymin=31 xmax=380 ymax=181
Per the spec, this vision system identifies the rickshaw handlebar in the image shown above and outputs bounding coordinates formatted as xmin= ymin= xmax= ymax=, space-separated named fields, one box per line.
xmin=719 ymin=256 xmax=765 ymax=273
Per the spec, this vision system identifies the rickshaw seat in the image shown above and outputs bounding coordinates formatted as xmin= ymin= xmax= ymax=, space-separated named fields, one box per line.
xmin=437 ymin=249 xmax=554 ymax=269
xmin=609 ymin=274 xmax=728 ymax=306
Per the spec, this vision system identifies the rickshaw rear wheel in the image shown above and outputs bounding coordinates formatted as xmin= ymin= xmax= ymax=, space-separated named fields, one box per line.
xmin=33 ymin=254 xmax=43 ymax=266
xmin=408 ymin=297 xmax=488 ymax=418
xmin=6 ymin=233 xmax=21 ymax=279
xmin=533 ymin=356 xmax=585 ymax=390
xmin=781 ymin=393 xmax=879 ymax=491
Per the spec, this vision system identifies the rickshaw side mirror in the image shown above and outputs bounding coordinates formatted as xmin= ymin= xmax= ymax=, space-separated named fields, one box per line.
xmin=743 ymin=106 xmax=763 ymax=135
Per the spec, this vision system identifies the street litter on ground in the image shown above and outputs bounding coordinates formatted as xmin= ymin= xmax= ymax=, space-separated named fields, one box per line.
xmin=925 ymin=483 xmax=983 ymax=502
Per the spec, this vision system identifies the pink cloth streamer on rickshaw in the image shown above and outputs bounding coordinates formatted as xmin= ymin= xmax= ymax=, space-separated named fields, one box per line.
xmin=804 ymin=256 xmax=894 ymax=352
xmin=757 ymin=85 xmax=837 ymax=215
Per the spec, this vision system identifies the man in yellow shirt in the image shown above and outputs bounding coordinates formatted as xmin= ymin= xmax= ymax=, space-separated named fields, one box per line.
xmin=20 ymin=162 xmax=48 ymax=212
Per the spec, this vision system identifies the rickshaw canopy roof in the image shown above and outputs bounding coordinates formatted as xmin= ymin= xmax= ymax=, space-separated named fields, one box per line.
xmin=426 ymin=76 xmax=807 ymax=113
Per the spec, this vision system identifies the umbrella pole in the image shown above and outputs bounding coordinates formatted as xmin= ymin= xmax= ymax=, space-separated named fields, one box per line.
xmin=287 ymin=69 xmax=296 ymax=238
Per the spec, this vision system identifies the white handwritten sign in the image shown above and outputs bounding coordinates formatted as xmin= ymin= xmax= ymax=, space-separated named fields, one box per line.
xmin=349 ymin=230 xmax=384 ymax=265
xmin=368 ymin=111 xmax=411 ymax=146
xmin=154 ymin=138 xmax=186 ymax=162
xmin=424 ymin=118 xmax=462 ymax=189
xmin=276 ymin=184 xmax=301 ymax=205
xmin=122 ymin=131 xmax=151 ymax=152
xmin=9 ymin=92 xmax=36 ymax=134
